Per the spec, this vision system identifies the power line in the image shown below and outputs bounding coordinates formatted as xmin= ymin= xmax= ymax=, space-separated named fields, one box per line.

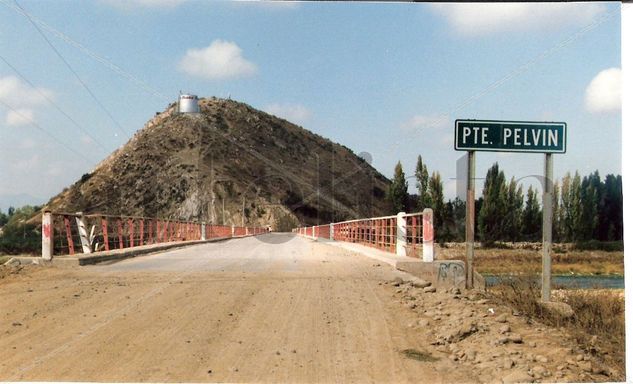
xmin=12 ymin=0 xmax=130 ymax=138
xmin=0 ymin=99 xmax=94 ymax=163
xmin=0 ymin=0 xmax=170 ymax=102
xmin=0 ymin=54 xmax=108 ymax=153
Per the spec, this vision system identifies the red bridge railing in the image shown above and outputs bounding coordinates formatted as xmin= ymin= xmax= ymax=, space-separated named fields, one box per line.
xmin=42 ymin=211 xmax=268 ymax=258
xmin=292 ymin=209 xmax=434 ymax=260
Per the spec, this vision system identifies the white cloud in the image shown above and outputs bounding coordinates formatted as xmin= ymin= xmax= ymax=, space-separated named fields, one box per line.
xmin=585 ymin=67 xmax=621 ymax=113
xmin=101 ymin=0 xmax=187 ymax=10
xmin=0 ymin=76 xmax=53 ymax=107
xmin=179 ymin=40 xmax=257 ymax=80
xmin=0 ymin=76 xmax=53 ymax=126
xmin=401 ymin=114 xmax=451 ymax=133
xmin=264 ymin=103 xmax=312 ymax=125
xmin=233 ymin=1 xmax=299 ymax=9
xmin=6 ymin=108 xmax=34 ymax=126
xmin=429 ymin=3 xmax=605 ymax=36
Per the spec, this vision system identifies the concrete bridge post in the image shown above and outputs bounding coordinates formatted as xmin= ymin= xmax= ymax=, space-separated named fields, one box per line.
xmin=231 ymin=225 xmax=235 ymax=237
xmin=201 ymin=223 xmax=206 ymax=240
xmin=42 ymin=211 xmax=53 ymax=260
xmin=396 ymin=212 xmax=406 ymax=257
xmin=422 ymin=208 xmax=434 ymax=262
xmin=329 ymin=223 xmax=334 ymax=240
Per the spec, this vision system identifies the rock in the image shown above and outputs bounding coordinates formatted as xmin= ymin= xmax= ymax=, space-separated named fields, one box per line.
xmin=578 ymin=360 xmax=592 ymax=372
xmin=496 ymin=314 xmax=508 ymax=323
xmin=417 ymin=319 xmax=429 ymax=327
xmin=4 ymin=258 xmax=20 ymax=267
xmin=502 ymin=370 xmax=533 ymax=384
xmin=530 ymin=365 xmax=550 ymax=379
xmin=449 ymin=354 xmax=458 ymax=361
xmin=536 ymin=355 xmax=548 ymax=363
xmin=499 ymin=324 xmax=511 ymax=334
xmin=527 ymin=341 xmax=536 ymax=348
xmin=453 ymin=321 xmax=478 ymax=342
xmin=508 ymin=333 xmax=523 ymax=344
xmin=591 ymin=365 xmax=609 ymax=376
xmin=450 ymin=287 xmax=461 ymax=295
xmin=466 ymin=350 xmax=477 ymax=361
xmin=497 ymin=336 xmax=509 ymax=345
xmin=575 ymin=354 xmax=585 ymax=362
xmin=411 ymin=278 xmax=432 ymax=288
xmin=433 ymin=316 xmax=442 ymax=321
xmin=423 ymin=286 xmax=436 ymax=293
xmin=392 ymin=277 xmax=404 ymax=286
xmin=503 ymin=358 xmax=515 ymax=369
xmin=407 ymin=302 xmax=417 ymax=309
xmin=540 ymin=300 xmax=574 ymax=319
xmin=476 ymin=299 xmax=489 ymax=305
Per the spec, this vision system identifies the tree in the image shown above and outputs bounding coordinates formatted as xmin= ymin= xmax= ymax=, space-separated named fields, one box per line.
xmin=414 ymin=155 xmax=430 ymax=210
xmin=428 ymin=171 xmax=445 ymax=229
xmin=560 ymin=172 xmax=582 ymax=242
xmin=0 ymin=209 xmax=7 ymax=227
xmin=522 ymin=185 xmax=541 ymax=241
xmin=478 ymin=163 xmax=507 ymax=244
xmin=598 ymin=174 xmax=623 ymax=241
xmin=579 ymin=171 xmax=600 ymax=241
xmin=387 ymin=161 xmax=408 ymax=214
xmin=503 ymin=177 xmax=523 ymax=242
xmin=552 ymin=180 xmax=561 ymax=242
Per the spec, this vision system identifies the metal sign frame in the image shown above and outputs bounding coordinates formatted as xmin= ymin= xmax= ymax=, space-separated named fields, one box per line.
xmin=456 ymin=119 xmax=565 ymax=302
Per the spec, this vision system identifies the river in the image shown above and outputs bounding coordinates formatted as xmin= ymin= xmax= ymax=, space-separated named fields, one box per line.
xmin=484 ymin=274 xmax=624 ymax=289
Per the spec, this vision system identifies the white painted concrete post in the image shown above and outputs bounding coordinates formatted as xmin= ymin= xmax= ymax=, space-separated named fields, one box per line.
xmin=75 ymin=212 xmax=92 ymax=254
xmin=396 ymin=212 xmax=406 ymax=257
xmin=422 ymin=208 xmax=434 ymax=262
xmin=201 ymin=223 xmax=206 ymax=240
xmin=231 ymin=225 xmax=235 ymax=237
xmin=329 ymin=223 xmax=334 ymax=240
xmin=312 ymin=226 xmax=315 ymax=239
xmin=42 ymin=211 xmax=53 ymax=260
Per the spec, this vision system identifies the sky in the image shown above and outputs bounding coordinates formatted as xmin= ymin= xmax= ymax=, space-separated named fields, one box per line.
xmin=0 ymin=1 xmax=623 ymax=212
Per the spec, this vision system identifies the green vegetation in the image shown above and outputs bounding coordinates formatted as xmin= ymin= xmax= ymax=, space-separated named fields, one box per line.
xmin=387 ymin=161 xmax=408 ymax=214
xmin=400 ymin=348 xmax=439 ymax=362
xmin=0 ymin=205 xmax=41 ymax=255
xmin=414 ymin=155 xmax=430 ymax=210
xmin=390 ymin=156 xmax=623 ymax=245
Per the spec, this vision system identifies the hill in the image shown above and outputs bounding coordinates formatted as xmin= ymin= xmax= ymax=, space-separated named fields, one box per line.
xmin=42 ymin=97 xmax=391 ymax=230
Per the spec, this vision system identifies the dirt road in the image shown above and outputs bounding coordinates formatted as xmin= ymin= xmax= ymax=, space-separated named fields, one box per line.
xmin=0 ymin=234 xmax=613 ymax=382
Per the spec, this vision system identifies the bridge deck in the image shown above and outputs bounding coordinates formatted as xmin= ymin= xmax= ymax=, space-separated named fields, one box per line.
xmin=0 ymin=233 xmax=588 ymax=382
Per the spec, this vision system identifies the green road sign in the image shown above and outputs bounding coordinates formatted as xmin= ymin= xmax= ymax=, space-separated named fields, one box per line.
xmin=454 ymin=120 xmax=566 ymax=153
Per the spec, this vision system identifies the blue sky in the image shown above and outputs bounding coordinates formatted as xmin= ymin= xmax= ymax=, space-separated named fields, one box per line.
xmin=0 ymin=1 xmax=622 ymax=211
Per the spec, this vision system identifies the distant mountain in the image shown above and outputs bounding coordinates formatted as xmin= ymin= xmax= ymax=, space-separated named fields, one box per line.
xmin=42 ymin=97 xmax=391 ymax=230
xmin=0 ymin=193 xmax=46 ymax=212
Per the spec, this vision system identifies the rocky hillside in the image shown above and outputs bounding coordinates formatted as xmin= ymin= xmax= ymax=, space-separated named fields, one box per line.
xmin=43 ymin=97 xmax=391 ymax=230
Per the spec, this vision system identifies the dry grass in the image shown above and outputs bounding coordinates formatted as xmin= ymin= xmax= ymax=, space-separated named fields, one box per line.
xmin=436 ymin=244 xmax=623 ymax=276
xmin=489 ymin=276 xmax=625 ymax=380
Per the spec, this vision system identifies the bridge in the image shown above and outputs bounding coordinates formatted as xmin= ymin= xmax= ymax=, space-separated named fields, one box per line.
xmin=0 ymin=210 xmax=590 ymax=382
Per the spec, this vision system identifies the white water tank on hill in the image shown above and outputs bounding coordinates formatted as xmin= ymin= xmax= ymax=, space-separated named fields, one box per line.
xmin=178 ymin=94 xmax=199 ymax=113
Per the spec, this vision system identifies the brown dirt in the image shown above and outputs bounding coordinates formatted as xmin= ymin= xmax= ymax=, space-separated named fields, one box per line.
xmin=0 ymin=239 xmax=620 ymax=382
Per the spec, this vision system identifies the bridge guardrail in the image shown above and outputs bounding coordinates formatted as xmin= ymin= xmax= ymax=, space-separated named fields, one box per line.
xmin=293 ymin=209 xmax=434 ymax=261
xmin=41 ymin=211 xmax=267 ymax=259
